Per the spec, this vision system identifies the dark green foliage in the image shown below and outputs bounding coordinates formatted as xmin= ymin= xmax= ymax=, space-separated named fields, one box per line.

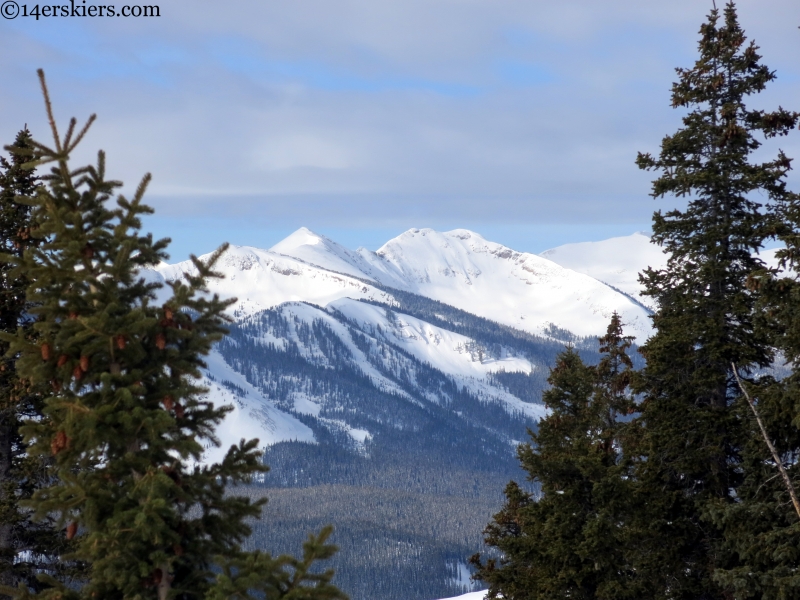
xmin=0 ymin=127 xmax=77 ymax=594
xmin=707 ymin=375 xmax=800 ymax=599
xmin=0 ymin=72 xmax=344 ymax=600
xmin=707 ymin=122 xmax=800 ymax=599
xmin=208 ymin=525 xmax=342 ymax=600
xmin=629 ymin=4 xmax=799 ymax=598
xmin=470 ymin=314 xmax=636 ymax=600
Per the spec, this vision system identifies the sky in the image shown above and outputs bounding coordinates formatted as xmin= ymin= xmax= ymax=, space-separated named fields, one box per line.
xmin=2 ymin=0 xmax=799 ymax=260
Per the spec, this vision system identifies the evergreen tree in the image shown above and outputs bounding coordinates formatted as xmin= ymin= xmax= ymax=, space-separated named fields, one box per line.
xmin=629 ymin=3 xmax=799 ymax=598
xmin=0 ymin=127 xmax=75 ymax=594
xmin=470 ymin=314 xmax=636 ymax=600
xmin=0 ymin=71 xmax=345 ymax=600
xmin=707 ymin=147 xmax=800 ymax=597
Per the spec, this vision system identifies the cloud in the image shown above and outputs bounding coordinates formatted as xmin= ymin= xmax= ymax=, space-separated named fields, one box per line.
xmin=1 ymin=0 xmax=798 ymax=242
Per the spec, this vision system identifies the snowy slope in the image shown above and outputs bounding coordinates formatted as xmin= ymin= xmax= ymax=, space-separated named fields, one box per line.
xmin=155 ymin=244 xmax=394 ymax=316
xmin=327 ymin=298 xmax=546 ymax=421
xmin=270 ymin=227 xmax=405 ymax=287
xmin=330 ymin=298 xmax=532 ymax=379
xmin=437 ymin=592 xmax=487 ymax=600
xmin=198 ymin=350 xmax=315 ymax=464
xmin=364 ymin=229 xmax=652 ymax=341
xmin=541 ymin=232 xmax=785 ymax=310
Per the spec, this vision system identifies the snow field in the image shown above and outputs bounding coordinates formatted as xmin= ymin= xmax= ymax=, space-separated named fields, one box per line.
xmin=154 ymin=227 xmax=654 ymax=342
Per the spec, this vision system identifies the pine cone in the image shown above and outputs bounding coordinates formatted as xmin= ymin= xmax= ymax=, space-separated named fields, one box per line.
xmin=66 ymin=522 xmax=78 ymax=540
xmin=51 ymin=430 xmax=69 ymax=455
xmin=155 ymin=333 xmax=166 ymax=350
xmin=41 ymin=343 xmax=51 ymax=361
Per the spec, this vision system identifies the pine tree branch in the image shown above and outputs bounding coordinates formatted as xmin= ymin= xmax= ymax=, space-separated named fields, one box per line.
xmin=732 ymin=362 xmax=800 ymax=520
xmin=36 ymin=70 xmax=60 ymax=155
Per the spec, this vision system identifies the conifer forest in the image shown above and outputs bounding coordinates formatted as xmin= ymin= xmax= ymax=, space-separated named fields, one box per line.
xmin=2 ymin=3 xmax=800 ymax=600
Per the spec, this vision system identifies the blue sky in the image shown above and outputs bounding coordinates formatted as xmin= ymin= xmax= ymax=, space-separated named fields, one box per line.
xmin=2 ymin=0 xmax=799 ymax=260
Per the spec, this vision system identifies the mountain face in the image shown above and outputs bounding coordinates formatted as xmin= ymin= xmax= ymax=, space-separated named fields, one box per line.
xmin=369 ymin=229 xmax=652 ymax=340
xmin=202 ymin=294 xmax=585 ymax=600
xmin=144 ymin=227 xmax=653 ymax=600
xmin=148 ymin=226 xmax=656 ymax=470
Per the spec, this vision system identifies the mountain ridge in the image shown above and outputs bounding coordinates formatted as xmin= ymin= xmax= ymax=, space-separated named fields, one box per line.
xmin=155 ymin=227 xmax=654 ymax=342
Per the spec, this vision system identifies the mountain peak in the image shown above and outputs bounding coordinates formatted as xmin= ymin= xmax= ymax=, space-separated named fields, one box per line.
xmin=377 ymin=228 xmax=489 ymax=256
xmin=271 ymin=227 xmax=382 ymax=280
xmin=154 ymin=226 xmax=653 ymax=341
xmin=270 ymin=227 xmax=330 ymax=253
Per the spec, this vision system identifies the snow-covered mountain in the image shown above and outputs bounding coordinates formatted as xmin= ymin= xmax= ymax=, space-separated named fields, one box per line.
xmin=156 ymin=227 xmax=653 ymax=342
xmin=140 ymin=227 xmax=662 ymax=464
xmin=155 ymin=242 xmax=393 ymax=317
xmin=368 ymin=228 xmax=651 ymax=340
xmin=144 ymin=226 xmax=791 ymax=600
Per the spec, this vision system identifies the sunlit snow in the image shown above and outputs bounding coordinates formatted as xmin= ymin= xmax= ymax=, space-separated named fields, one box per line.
xmin=153 ymin=227 xmax=654 ymax=342
xmin=199 ymin=350 xmax=315 ymax=464
xmin=145 ymin=227 xmax=666 ymax=462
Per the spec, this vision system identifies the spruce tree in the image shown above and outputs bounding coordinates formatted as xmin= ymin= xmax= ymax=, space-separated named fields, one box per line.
xmin=470 ymin=314 xmax=636 ymax=600
xmin=0 ymin=71 xmax=345 ymax=600
xmin=707 ymin=145 xmax=800 ymax=597
xmin=0 ymin=127 xmax=76 ymax=593
xmin=629 ymin=3 xmax=799 ymax=598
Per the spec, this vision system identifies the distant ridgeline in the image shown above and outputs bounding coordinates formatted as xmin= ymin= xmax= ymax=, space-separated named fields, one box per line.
xmin=216 ymin=291 xmax=616 ymax=600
